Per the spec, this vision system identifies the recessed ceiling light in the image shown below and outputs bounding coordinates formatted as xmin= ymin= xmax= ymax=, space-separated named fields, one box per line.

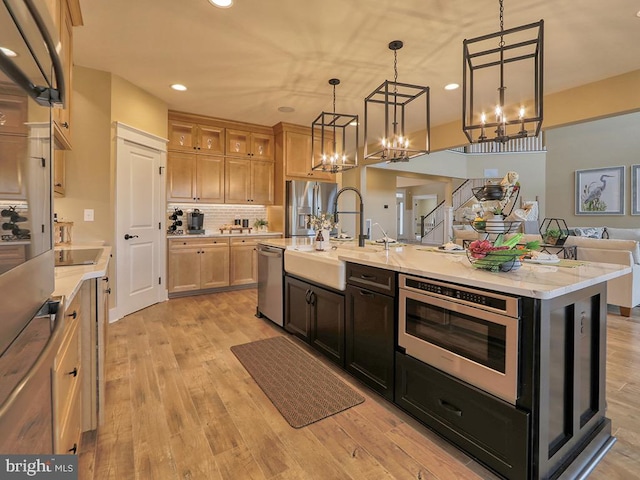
xmin=170 ymin=84 xmax=187 ymax=91
xmin=444 ymin=83 xmax=460 ymax=90
xmin=636 ymin=9 xmax=640 ymax=17
xmin=0 ymin=46 xmax=17 ymax=57
xmin=278 ymin=106 xmax=295 ymax=113
xmin=209 ymin=0 xmax=233 ymax=8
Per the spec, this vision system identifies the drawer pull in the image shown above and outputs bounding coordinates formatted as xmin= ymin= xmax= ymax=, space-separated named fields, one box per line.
xmin=438 ymin=399 xmax=463 ymax=417
xmin=359 ymin=290 xmax=374 ymax=297
xmin=68 ymin=367 xmax=78 ymax=377
xmin=68 ymin=443 xmax=77 ymax=454
xmin=67 ymin=310 xmax=77 ymax=320
xmin=360 ymin=274 xmax=377 ymax=280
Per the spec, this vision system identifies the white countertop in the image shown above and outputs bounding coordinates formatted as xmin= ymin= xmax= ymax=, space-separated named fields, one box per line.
xmin=167 ymin=231 xmax=282 ymax=239
xmin=259 ymin=238 xmax=631 ymax=300
xmin=53 ymin=246 xmax=111 ymax=303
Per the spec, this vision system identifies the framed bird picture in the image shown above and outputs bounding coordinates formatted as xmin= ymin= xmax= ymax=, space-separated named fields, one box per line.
xmin=632 ymin=165 xmax=640 ymax=215
xmin=575 ymin=166 xmax=625 ymax=215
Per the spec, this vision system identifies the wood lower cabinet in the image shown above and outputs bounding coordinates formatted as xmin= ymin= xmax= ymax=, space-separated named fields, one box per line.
xmin=168 ymin=235 xmax=281 ymax=295
xmin=167 ymin=152 xmax=224 ymax=203
xmin=345 ymin=263 xmax=396 ymax=400
xmin=0 ymin=243 xmax=27 ymax=275
xmin=53 ymin=288 xmax=83 ymax=455
xmin=284 ymin=275 xmax=344 ymax=366
xmin=395 ymin=353 xmax=529 ymax=480
xmin=229 ymin=237 xmax=258 ymax=286
xmin=168 ymin=237 xmax=230 ymax=293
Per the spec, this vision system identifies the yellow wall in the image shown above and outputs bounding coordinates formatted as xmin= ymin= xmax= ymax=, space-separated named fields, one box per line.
xmin=54 ymin=66 xmax=112 ymax=244
xmin=110 ymin=75 xmax=168 ymax=139
xmin=428 ymin=69 xmax=640 ymax=152
xmin=54 ymin=67 xmax=167 ymax=246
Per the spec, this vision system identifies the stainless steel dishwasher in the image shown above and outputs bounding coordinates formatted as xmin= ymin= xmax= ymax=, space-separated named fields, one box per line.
xmin=256 ymin=244 xmax=284 ymax=327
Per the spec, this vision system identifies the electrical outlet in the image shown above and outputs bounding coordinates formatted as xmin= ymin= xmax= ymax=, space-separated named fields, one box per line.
xmin=84 ymin=209 xmax=94 ymax=222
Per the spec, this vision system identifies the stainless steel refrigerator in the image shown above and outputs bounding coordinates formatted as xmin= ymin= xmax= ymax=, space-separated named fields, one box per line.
xmin=285 ymin=180 xmax=338 ymax=237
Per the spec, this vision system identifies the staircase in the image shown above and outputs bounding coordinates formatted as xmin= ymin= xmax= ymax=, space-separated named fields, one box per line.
xmin=420 ymin=178 xmax=495 ymax=245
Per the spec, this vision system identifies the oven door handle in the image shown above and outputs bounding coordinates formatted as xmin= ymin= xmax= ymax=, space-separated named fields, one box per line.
xmin=0 ymin=298 xmax=65 ymax=419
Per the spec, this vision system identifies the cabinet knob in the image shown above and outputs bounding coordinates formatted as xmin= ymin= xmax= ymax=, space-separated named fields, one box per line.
xmin=103 ymin=277 xmax=109 ymax=282
xmin=68 ymin=367 xmax=78 ymax=377
xmin=55 ymin=183 xmax=62 ymax=187
xmin=68 ymin=443 xmax=77 ymax=454
xmin=62 ymin=122 xmax=69 ymax=129
xmin=105 ymin=287 xmax=112 ymax=295
xmin=67 ymin=310 xmax=77 ymax=320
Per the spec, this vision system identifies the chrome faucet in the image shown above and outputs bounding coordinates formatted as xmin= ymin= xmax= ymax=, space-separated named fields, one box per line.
xmin=372 ymin=222 xmax=390 ymax=251
xmin=333 ymin=187 xmax=366 ymax=247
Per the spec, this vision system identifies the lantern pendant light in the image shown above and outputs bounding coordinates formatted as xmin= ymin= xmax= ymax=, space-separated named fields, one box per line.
xmin=462 ymin=0 xmax=544 ymax=144
xmin=364 ymin=40 xmax=430 ymax=162
xmin=311 ymin=78 xmax=359 ymax=173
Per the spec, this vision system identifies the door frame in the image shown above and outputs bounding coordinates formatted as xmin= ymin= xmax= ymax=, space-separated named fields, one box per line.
xmin=113 ymin=122 xmax=167 ymax=321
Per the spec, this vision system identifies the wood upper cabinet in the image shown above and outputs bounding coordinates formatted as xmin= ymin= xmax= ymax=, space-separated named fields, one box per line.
xmin=275 ymin=123 xmax=335 ymax=181
xmin=168 ymin=119 xmax=224 ymax=154
xmin=226 ymin=129 xmax=274 ymax=161
xmin=225 ymin=157 xmax=274 ymax=205
xmin=167 ymin=111 xmax=275 ymax=205
xmin=52 ymin=0 xmax=76 ymax=150
xmin=54 ymin=149 xmax=66 ymax=196
xmin=167 ymin=152 xmax=224 ymax=203
xmin=0 ymin=134 xmax=27 ymax=200
xmin=0 ymin=89 xmax=28 ymax=136
xmin=0 ymin=88 xmax=27 ymax=200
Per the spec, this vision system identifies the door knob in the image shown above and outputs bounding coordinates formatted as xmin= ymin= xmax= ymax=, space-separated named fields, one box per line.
xmin=124 ymin=234 xmax=139 ymax=240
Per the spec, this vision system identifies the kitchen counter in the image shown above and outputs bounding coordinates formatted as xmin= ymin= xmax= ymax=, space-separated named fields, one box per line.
xmin=167 ymin=231 xmax=282 ymax=239
xmin=259 ymin=238 xmax=631 ymax=299
xmin=53 ymin=246 xmax=111 ymax=303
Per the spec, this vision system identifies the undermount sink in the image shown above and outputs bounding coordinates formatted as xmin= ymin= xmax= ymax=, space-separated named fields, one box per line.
xmin=284 ymin=248 xmax=346 ymax=291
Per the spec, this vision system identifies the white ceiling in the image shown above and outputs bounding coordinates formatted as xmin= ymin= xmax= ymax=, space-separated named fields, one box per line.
xmin=74 ymin=0 xmax=640 ymax=129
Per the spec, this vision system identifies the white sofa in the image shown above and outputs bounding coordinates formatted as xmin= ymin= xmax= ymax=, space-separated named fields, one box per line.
xmin=564 ymin=235 xmax=640 ymax=316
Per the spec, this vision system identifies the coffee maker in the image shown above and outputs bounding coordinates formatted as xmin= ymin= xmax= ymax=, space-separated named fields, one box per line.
xmin=187 ymin=209 xmax=204 ymax=234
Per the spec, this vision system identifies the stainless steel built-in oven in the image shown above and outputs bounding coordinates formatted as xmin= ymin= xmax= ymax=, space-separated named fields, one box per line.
xmin=398 ymin=274 xmax=520 ymax=404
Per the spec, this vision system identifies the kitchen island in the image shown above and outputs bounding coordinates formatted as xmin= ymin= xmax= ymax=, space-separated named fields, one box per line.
xmin=258 ymin=238 xmax=630 ymax=480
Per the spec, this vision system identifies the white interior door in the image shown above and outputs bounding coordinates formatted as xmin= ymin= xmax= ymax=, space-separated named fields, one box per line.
xmin=115 ymin=123 xmax=167 ymax=319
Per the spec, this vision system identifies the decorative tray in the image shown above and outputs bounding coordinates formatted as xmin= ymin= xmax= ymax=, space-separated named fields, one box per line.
xmin=219 ymin=226 xmax=253 ymax=234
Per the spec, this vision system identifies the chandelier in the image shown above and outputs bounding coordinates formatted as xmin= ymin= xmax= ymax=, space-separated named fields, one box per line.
xmin=311 ymin=78 xmax=359 ymax=173
xmin=364 ymin=40 xmax=430 ymax=162
xmin=462 ymin=0 xmax=544 ymax=144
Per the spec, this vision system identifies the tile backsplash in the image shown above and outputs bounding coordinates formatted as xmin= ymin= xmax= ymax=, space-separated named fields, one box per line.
xmin=167 ymin=204 xmax=268 ymax=233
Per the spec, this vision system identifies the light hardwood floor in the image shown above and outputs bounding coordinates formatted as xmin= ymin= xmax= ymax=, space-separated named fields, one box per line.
xmin=78 ymin=290 xmax=640 ymax=479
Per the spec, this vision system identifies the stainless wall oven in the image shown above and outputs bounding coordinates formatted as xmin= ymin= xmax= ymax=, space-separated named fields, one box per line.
xmin=398 ymin=274 xmax=520 ymax=404
xmin=0 ymin=0 xmax=64 ymax=456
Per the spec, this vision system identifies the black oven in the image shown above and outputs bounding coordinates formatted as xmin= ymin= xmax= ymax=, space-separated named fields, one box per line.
xmin=398 ymin=274 xmax=520 ymax=404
